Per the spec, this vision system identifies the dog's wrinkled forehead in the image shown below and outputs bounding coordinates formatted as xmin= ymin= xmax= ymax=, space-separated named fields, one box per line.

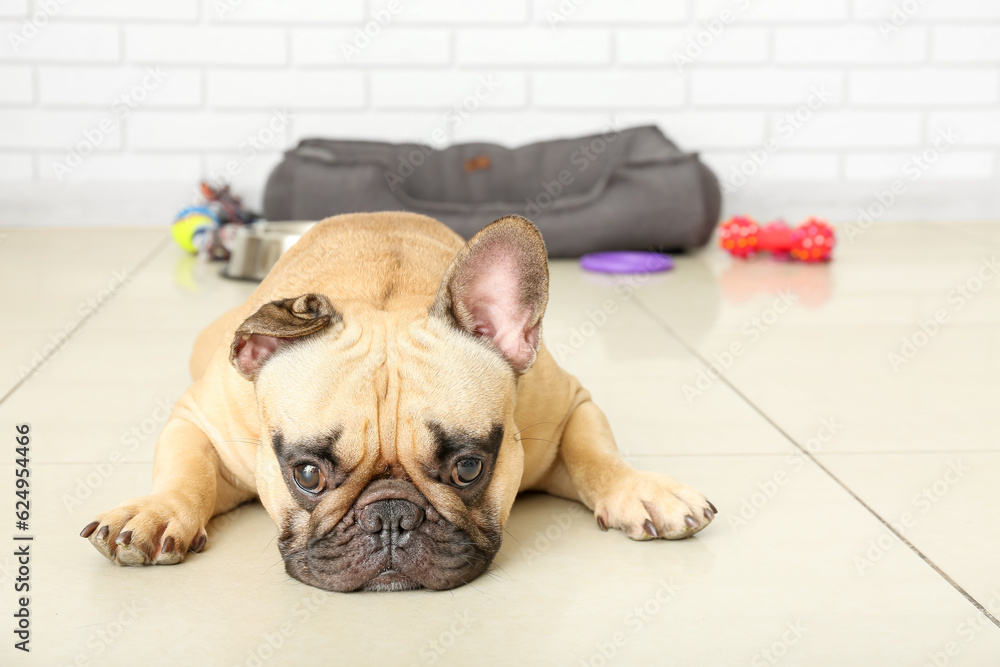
xmin=231 ymin=214 xmax=548 ymax=392
xmin=250 ymin=308 xmax=516 ymax=434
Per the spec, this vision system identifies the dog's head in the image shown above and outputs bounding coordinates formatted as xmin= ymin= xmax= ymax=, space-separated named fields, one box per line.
xmin=229 ymin=216 xmax=548 ymax=591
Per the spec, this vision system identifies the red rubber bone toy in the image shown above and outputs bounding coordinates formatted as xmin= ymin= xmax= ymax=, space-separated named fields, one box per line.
xmin=719 ymin=216 xmax=835 ymax=263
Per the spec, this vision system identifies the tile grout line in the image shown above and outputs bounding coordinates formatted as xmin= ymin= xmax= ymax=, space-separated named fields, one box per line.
xmin=0 ymin=235 xmax=172 ymax=408
xmin=630 ymin=293 xmax=1000 ymax=630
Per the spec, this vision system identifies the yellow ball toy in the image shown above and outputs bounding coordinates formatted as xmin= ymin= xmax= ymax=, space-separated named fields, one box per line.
xmin=171 ymin=207 xmax=216 ymax=254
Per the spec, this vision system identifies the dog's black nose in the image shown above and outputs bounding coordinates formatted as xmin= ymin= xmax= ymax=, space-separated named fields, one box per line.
xmin=359 ymin=499 xmax=425 ymax=535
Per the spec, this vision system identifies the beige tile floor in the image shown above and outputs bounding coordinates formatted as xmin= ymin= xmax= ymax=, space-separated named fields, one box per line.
xmin=1 ymin=222 xmax=998 ymax=666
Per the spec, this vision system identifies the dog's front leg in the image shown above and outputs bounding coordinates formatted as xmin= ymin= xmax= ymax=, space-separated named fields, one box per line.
xmin=81 ymin=417 xmax=250 ymax=565
xmin=540 ymin=392 xmax=716 ymax=540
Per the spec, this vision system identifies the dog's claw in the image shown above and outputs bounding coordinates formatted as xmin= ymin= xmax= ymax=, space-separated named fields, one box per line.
xmin=190 ymin=533 xmax=206 ymax=553
xmin=708 ymin=501 xmax=718 ymax=514
xmin=161 ymin=536 xmax=175 ymax=555
xmin=643 ymin=520 xmax=658 ymax=538
xmin=80 ymin=521 xmax=99 ymax=538
xmin=115 ymin=530 xmax=133 ymax=546
xmin=97 ymin=525 xmax=109 ymax=541
xmin=684 ymin=515 xmax=698 ymax=530
xmin=704 ymin=508 xmax=714 ymax=521
xmin=596 ymin=515 xmax=608 ymax=531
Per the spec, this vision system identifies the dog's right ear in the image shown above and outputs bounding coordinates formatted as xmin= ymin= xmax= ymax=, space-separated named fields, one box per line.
xmin=230 ymin=293 xmax=339 ymax=380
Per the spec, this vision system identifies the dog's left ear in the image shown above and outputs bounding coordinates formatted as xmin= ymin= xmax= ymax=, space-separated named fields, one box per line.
xmin=230 ymin=293 xmax=339 ymax=380
xmin=433 ymin=215 xmax=549 ymax=373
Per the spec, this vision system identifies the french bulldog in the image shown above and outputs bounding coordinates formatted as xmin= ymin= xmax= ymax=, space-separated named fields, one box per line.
xmin=81 ymin=212 xmax=716 ymax=591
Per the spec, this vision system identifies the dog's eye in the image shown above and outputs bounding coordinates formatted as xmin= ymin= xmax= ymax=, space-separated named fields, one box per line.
xmin=450 ymin=458 xmax=483 ymax=487
xmin=293 ymin=464 xmax=325 ymax=494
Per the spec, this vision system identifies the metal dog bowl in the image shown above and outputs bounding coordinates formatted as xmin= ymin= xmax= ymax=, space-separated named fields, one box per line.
xmin=224 ymin=220 xmax=316 ymax=281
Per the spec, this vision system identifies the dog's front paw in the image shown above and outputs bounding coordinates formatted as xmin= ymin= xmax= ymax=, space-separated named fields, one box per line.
xmin=80 ymin=494 xmax=207 ymax=566
xmin=595 ymin=470 xmax=716 ymax=540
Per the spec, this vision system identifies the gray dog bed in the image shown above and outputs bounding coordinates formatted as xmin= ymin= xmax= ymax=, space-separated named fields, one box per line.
xmin=263 ymin=125 xmax=721 ymax=257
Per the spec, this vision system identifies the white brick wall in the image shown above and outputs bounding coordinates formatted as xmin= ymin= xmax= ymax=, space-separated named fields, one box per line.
xmin=0 ymin=0 xmax=998 ymax=223
xmin=619 ymin=27 xmax=770 ymax=64
xmin=932 ymin=26 xmax=1000 ymax=62
xmin=295 ymin=27 xmax=450 ymax=65
xmin=38 ymin=66 xmax=202 ymax=107
xmin=0 ymin=64 xmax=32 ymax=103
xmin=0 ymin=1 xmax=28 ymax=17
xmin=126 ymin=26 xmax=287 ymax=65
xmin=60 ymin=1 xmax=200 ymax=21
xmin=370 ymin=71 xmax=526 ymax=108
xmin=214 ymin=0 xmax=364 ymax=23
xmin=0 ymin=22 xmax=119 ymax=61
xmin=206 ymin=70 xmax=365 ymax=109
xmin=454 ymin=28 xmax=611 ymax=65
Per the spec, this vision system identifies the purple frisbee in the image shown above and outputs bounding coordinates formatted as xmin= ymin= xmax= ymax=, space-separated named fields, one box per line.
xmin=580 ymin=251 xmax=674 ymax=274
